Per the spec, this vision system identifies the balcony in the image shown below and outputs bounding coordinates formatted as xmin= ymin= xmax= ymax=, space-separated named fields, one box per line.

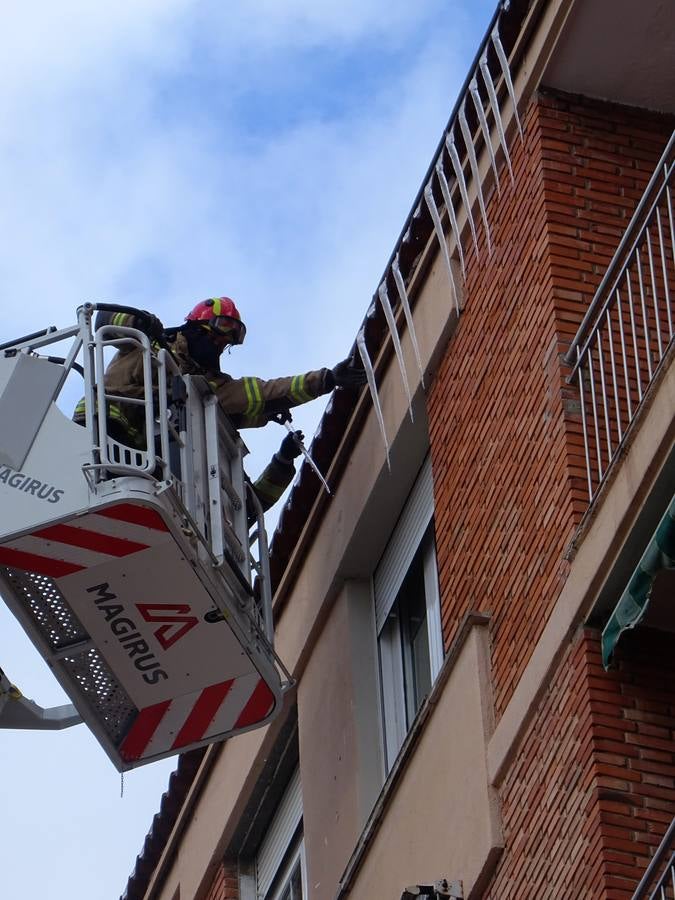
xmin=566 ymin=129 xmax=674 ymax=503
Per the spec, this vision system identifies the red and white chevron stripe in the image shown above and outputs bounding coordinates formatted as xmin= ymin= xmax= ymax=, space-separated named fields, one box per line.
xmin=0 ymin=502 xmax=170 ymax=576
xmin=119 ymin=672 xmax=275 ymax=762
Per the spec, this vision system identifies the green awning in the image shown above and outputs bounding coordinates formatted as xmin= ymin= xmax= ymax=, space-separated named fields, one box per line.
xmin=602 ymin=496 xmax=675 ymax=668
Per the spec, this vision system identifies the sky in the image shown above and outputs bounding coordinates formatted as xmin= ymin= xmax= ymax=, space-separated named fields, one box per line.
xmin=0 ymin=2 xmax=494 ymax=897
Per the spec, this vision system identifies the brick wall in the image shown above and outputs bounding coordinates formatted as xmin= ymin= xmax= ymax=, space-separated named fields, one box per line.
xmin=591 ymin=627 xmax=675 ymax=897
xmin=427 ymin=90 xmax=673 ymax=718
xmin=485 ymin=629 xmax=605 ymax=898
xmin=204 ymin=861 xmax=238 ymax=900
xmin=485 ymin=627 xmax=675 ymax=899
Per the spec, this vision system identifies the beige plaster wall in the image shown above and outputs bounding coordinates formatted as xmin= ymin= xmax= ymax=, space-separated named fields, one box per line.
xmin=345 ymin=624 xmax=501 ymax=899
xmin=298 ymin=583 xmax=370 ymax=900
xmin=298 ymin=580 xmax=384 ymax=899
xmin=150 ymin=721 xmax=277 ymax=900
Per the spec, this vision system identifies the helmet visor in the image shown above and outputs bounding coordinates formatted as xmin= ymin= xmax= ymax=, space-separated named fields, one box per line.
xmin=210 ymin=315 xmax=246 ymax=345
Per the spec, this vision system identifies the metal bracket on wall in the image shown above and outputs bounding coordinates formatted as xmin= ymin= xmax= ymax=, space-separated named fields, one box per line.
xmin=400 ymin=878 xmax=464 ymax=899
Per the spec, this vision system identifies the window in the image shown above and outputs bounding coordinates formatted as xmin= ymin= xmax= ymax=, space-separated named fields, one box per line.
xmin=255 ymin=768 xmax=307 ymax=900
xmin=267 ymin=840 xmax=306 ymax=900
xmin=374 ymin=457 xmax=443 ymax=771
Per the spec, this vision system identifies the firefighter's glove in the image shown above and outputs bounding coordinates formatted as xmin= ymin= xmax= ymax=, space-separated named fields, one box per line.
xmin=330 ymin=357 xmax=367 ymax=390
xmin=278 ymin=430 xmax=304 ymax=464
xmin=136 ymin=310 xmax=165 ymax=341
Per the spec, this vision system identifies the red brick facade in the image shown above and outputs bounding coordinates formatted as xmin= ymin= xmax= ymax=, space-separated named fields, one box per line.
xmin=428 ymin=91 xmax=674 ymax=897
xmin=484 ymin=628 xmax=675 ymax=899
xmin=486 ymin=629 xmax=605 ymax=897
xmin=204 ymin=862 xmax=239 ymax=900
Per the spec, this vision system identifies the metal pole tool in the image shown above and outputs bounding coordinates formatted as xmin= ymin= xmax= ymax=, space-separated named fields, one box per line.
xmin=273 ymin=411 xmax=332 ymax=496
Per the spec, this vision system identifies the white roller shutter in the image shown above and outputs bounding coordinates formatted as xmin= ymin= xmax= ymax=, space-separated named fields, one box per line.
xmin=255 ymin=767 xmax=303 ymax=898
xmin=374 ymin=455 xmax=434 ymax=633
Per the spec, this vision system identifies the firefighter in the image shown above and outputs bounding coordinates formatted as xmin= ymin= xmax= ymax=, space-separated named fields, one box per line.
xmin=75 ymin=297 xmax=364 ymax=440
xmin=73 ymin=297 xmax=365 ymax=507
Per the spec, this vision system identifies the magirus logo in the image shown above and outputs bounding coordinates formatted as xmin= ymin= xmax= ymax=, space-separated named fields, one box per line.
xmin=136 ymin=604 xmax=199 ymax=649
xmin=87 ymin=582 xmax=169 ymax=686
xmin=0 ymin=465 xmax=64 ymax=503
xmin=86 ymin=585 xmax=201 ymax=686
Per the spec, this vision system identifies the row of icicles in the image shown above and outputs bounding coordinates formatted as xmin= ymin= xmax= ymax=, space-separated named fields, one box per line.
xmin=355 ymin=18 xmax=524 ymax=469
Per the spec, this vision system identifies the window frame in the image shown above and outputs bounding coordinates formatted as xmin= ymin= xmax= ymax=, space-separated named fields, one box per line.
xmin=374 ymin=456 xmax=443 ymax=771
xmin=266 ymin=836 xmax=307 ymax=900
xmin=255 ymin=768 xmax=306 ymax=900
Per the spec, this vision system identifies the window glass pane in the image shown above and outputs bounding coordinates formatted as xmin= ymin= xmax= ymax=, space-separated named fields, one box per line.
xmin=397 ymin=535 xmax=432 ymax=724
xmin=378 ymin=522 xmax=439 ymax=769
xmin=410 ymin=604 xmax=432 ymax=713
xmin=378 ymin=612 xmax=407 ymax=769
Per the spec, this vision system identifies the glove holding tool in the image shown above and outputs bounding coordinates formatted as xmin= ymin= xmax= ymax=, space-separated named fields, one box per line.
xmin=272 ymin=410 xmax=332 ymax=496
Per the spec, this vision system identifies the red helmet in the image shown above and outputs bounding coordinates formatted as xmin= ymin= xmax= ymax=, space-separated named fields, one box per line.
xmin=185 ymin=297 xmax=246 ymax=346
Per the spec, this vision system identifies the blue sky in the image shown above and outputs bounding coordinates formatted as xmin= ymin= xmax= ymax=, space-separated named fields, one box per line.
xmin=0 ymin=2 xmax=493 ymax=897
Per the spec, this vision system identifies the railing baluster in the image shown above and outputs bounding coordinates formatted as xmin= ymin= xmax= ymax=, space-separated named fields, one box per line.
xmin=656 ymin=207 xmax=673 ymax=339
xmin=636 ymin=245 xmax=654 ymax=380
xmin=606 ymin=308 xmax=623 ymax=444
xmin=576 ymin=348 xmax=594 ymax=501
xmin=626 ymin=268 xmax=644 ymax=402
xmin=616 ymin=287 xmax=633 ymax=422
xmin=666 ymin=181 xmax=675 ymax=263
xmin=666 ymin=179 xmax=675 ymax=340
xmin=597 ymin=324 xmax=613 ymax=458
xmin=646 ymin=224 xmax=664 ymax=359
xmin=587 ymin=344 xmax=604 ymax=482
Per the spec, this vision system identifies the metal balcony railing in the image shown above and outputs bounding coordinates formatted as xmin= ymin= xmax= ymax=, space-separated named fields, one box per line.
xmin=632 ymin=817 xmax=675 ymax=899
xmin=566 ymin=130 xmax=675 ymax=502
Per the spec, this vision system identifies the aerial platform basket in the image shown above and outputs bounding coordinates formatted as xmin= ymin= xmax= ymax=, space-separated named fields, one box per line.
xmin=0 ymin=305 xmax=291 ymax=770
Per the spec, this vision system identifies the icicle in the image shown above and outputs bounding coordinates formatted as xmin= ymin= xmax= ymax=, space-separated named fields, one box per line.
xmin=378 ymin=281 xmax=413 ymax=421
xmin=392 ymin=254 xmax=425 ymax=389
xmin=469 ymin=76 xmax=501 ymax=197
xmin=458 ymin=103 xmax=492 ymax=255
xmin=424 ymin=182 xmax=460 ymax=313
xmin=480 ymin=52 xmax=514 ymax=184
xmin=435 ymin=161 xmax=465 ymax=279
xmin=357 ymin=326 xmax=390 ymax=469
xmin=445 ymin=131 xmax=478 ymax=257
xmin=491 ymin=23 xmax=523 ymax=141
